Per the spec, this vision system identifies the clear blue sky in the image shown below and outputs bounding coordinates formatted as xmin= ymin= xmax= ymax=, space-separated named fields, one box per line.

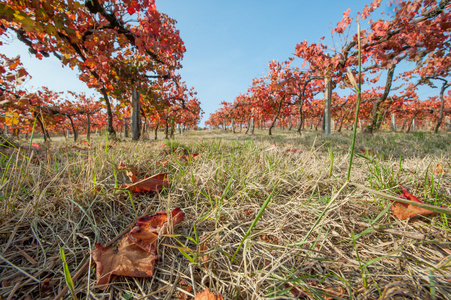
xmin=1 ymin=1 xmax=436 ymax=125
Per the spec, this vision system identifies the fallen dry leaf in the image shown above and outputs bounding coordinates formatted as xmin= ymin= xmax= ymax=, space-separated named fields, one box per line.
xmin=120 ymin=173 xmax=169 ymax=195
xmin=324 ymin=286 xmax=347 ymax=300
xmin=156 ymin=160 xmax=169 ymax=167
xmin=93 ymin=238 xmax=156 ymax=289
xmin=391 ymin=186 xmax=434 ymax=220
xmin=128 ymin=208 xmax=185 ymax=253
xmin=358 ymin=148 xmax=376 ymax=155
xmin=199 ymin=233 xmax=212 ymax=269
xmin=284 ymin=282 xmax=317 ymax=298
xmin=435 ymin=163 xmax=443 ymax=174
xmin=286 ymin=148 xmax=298 ymax=153
xmin=181 ymin=153 xmax=200 ymax=162
xmin=194 ymin=288 xmax=224 ymax=300
xmin=177 ymin=280 xmax=192 ymax=300
xmin=92 ymin=208 xmax=185 ymax=290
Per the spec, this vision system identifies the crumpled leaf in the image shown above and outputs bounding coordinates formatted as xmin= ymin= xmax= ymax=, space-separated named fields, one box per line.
xmin=181 ymin=153 xmax=200 ymax=162
xmin=391 ymin=186 xmax=434 ymax=220
xmin=92 ymin=208 xmax=185 ymax=289
xmin=118 ymin=162 xmax=168 ymax=194
xmin=284 ymin=282 xmax=317 ymax=298
xmin=128 ymin=208 xmax=185 ymax=253
xmin=194 ymin=288 xmax=224 ymax=300
xmin=435 ymin=163 xmax=443 ymax=174
xmin=93 ymin=237 xmax=156 ymax=289
xmin=120 ymin=173 xmax=169 ymax=194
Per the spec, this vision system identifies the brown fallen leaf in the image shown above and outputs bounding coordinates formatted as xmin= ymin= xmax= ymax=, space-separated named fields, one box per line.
xmin=93 ymin=237 xmax=156 ymax=289
xmin=181 ymin=153 xmax=200 ymax=162
xmin=358 ymin=148 xmax=376 ymax=155
xmin=194 ymin=288 xmax=224 ymax=300
xmin=118 ymin=162 xmax=137 ymax=182
xmin=435 ymin=163 xmax=443 ymax=174
xmin=156 ymin=160 xmax=169 ymax=167
xmin=177 ymin=280 xmax=192 ymax=300
xmin=120 ymin=173 xmax=169 ymax=195
xmin=284 ymin=282 xmax=317 ymax=298
xmin=391 ymin=203 xmax=435 ymax=220
xmin=286 ymin=148 xmax=298 ymax=153
xmin=92 ymin=208 xmax=185 ymax=290
xmin=128 ymin=208 xmax=185 ymax=253
xmin=199 ymin=233 xmax=212 ymax=269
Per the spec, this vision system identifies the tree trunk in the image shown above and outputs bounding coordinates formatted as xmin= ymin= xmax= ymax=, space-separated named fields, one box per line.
xmin=131 ymin=88 xmax=141 ymax=141
xmin=165 ymin=120 xmax=169 ymax=139
xmin=367 ymin=65 xmax=395 ymax=133
xmin=35 ymin=113 xmax=50 ymax=142
xmin=231 ymin=118 xmax=235 ymax=133
xmin=100 ymin=88 xmax=116 ymax=138
xmin=124 ymin=118 xmax=129 ymax=138
xmin=324 ymin=77 xmax=332 ymax=135
xmin=315 ymin=115 xmax=323 ymax=131
xmin=391 ymin=113 xmax=396 ymax=132
xmin=269 ymin=96 xmax=285 ymax=135
xmin=67 ymin=115 xmax=78 ymax=142
xmin=250 ymin=117 xmax=255 ymax=135
xmin=401 ymin=119 xmax=408 ymax=131
xmin=154 ymin=122 xmax=159 ymax=140
xmin=87 ymin=114 xmax=91 ymax=141
xmin=245 ymin=116 xmax=251 ymax=134
xmin=434 ymin=80 xmax=449 ymax=133
xmin=170 ymin=120 xmax=175 ymax=138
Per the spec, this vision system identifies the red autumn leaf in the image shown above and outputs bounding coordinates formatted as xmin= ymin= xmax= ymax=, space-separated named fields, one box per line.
xmin=126 ymin=6 xmax=136 ymax=14
xmin=92 ymin=208 xmax=185 ymax=290
xmin=194 ymin=288 xmax=224 ymax=300
xmin=399 ymin=185 xmax=422 ymax=204
xmin=390 ymin=186 xmax=434 ymax=220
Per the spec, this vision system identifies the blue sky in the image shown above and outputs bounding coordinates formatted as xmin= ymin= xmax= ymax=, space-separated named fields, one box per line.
xmin=1 ymin=1 xmax=437 ymax=125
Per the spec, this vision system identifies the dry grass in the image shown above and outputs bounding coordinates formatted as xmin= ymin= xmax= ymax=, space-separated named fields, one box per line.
xmin=1 ymin=128 xmax=451 ymax=299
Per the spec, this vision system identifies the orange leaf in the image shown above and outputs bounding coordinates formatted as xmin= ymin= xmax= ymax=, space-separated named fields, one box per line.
xmin=194 ymin=288 xmax=224 ymax=300
xmin=435 ymin=163 xmax=443 ymax=174
xmin=391 ymin=203 xmax=435 ymax=220
xmin=390 ymin=186 xmax=434 ymax=220
xmin=92 ymin=208 xmax=185 ymax=290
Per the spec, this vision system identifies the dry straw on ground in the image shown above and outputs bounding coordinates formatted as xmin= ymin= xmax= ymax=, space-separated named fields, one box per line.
xmin=1 ymin=129 xmax=450 ymax=299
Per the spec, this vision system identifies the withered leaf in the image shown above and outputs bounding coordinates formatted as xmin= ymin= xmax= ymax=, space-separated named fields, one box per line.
xmin=128 ymin=208 xmax=185 ymax=253
xmin=92 ymin=238 xmax=157 ymax=289
xmin=181 ymin=153 xmax=200 ymax=162
xmin=120 ymin=173 xmax=169 ymax=195
xmin=194 ymin=288 xmax=224 ymax=300
xmin=435 ymin=163 xmax=443 ymax=174
xmin=92 ymin=208 xmax=185 ymax=290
